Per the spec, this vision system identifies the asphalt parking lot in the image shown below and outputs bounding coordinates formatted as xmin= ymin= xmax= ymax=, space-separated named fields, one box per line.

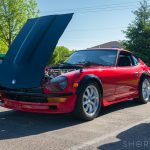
xmin=0 ymin=100 xmax=150 ymax=150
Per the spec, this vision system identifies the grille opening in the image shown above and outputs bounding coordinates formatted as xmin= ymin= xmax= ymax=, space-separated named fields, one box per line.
xmin=3 ymin=93 xmax=48 ymax=103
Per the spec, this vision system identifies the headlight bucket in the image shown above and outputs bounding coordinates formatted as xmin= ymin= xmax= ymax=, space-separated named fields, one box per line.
xmin=50 ymin=76 xmax=68 ymax=90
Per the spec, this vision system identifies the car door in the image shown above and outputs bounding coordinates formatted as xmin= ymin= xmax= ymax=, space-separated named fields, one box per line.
xmin=114 ymin=51 xmax=141 ymax=100
xmin=96 ymin=50 xmax=118 ymax=102
xmin=101 ymin=66 xmax=119 ymax=101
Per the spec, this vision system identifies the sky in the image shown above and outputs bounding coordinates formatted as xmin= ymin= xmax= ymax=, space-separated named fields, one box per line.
xmin=36 ymin=0 xmax=148 ymax=50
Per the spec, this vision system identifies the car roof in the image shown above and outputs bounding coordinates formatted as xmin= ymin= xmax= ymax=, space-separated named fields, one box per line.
xmin=77 ymin=48 xmax=131 ymax=53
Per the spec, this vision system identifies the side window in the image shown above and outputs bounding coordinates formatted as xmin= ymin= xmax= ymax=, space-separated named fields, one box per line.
xmin=118 ymin=51 xmax=133 ymax=67
xmin=132 ymin=55 xmax=139 ymax=66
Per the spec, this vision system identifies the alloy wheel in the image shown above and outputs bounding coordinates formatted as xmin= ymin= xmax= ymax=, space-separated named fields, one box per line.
xmin=82 ymin=85 xmax=100 ymax=116
xmin=142 ymin=79 xmax=150 ymax=101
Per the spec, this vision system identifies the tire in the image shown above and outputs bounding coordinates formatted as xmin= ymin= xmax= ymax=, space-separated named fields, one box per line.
xmin=135 ymin=76 xmax=150 ymax=104
xmin=73 ymin=81 xmax=101 ymax=121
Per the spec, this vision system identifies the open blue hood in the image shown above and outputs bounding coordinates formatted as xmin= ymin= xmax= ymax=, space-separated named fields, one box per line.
xmin=0 ymin=13 xmax=73 ymax=89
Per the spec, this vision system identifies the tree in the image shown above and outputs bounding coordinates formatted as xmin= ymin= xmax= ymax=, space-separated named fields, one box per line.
xmin=0 ymin=40 xmax=7 ymax=53
xmin=123 ymin=0 xmax=150 ymax=65
xmin=48 ymin=46 xmax=75 ymax=65
xmin=0 ymin=0 xmax=39 ymax=50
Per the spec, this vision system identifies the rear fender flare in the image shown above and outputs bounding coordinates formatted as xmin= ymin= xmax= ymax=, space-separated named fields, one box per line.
xmin=138 ymin=71 xmax=150 ymax=87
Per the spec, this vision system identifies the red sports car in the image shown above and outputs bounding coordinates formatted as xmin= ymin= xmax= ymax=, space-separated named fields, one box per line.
xmin=0 ymin=14 xmax=150 ymax=120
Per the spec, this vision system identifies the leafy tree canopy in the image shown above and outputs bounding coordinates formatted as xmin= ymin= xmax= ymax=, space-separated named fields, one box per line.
xmin=0 ymin=1 xmax=75 ymax=65
xmin=48 ymin=46 xmax=76 ymax=65
xmin=0 ymin=0 xmax=39 ymax=51
xmin=123 ymin=0 xmax=150 ymax=65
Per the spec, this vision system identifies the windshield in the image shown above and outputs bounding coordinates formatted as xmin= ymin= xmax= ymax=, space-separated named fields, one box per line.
xmin=65 ymin=50 xmax=118 ymax=66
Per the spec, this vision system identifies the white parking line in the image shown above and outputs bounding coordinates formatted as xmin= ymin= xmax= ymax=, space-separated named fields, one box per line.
xmin=66 ymin=117 xmax=150 ymax=150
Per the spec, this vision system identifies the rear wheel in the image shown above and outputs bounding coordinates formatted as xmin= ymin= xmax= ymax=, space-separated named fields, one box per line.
xmin=74 ymin=81 xmax=101 ymax=121
xmin=136 ymin=76 xmax=150 ymax=104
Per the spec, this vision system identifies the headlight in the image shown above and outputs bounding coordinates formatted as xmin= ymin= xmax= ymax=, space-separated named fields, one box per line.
xmin=50 ymin=76 xmax=68 ymax=90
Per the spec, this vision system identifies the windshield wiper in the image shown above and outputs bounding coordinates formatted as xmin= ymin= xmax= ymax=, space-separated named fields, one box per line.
xmin=59 ymin=62 xmax=84 ymax=68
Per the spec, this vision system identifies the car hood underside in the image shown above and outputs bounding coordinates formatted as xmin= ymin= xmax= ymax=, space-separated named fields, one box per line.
xmin=0 ymin=13 xmax=73 ymax=89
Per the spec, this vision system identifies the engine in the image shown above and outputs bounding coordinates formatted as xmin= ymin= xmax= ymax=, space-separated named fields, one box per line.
xmin=45 ymin=68 xmax=76 ymax=79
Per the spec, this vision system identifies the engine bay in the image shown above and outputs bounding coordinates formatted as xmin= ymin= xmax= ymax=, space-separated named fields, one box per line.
xmin=45 ymin=68 xmax=76 ymax=79
xmin=45 ymin=65 xmax=82 ymax=80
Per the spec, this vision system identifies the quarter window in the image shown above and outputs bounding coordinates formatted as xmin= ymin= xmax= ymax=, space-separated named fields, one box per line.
xmin=132 ymin=55 xmax=139 ymax=66
xmin=118 ymin=51 xmax=134 ymax=67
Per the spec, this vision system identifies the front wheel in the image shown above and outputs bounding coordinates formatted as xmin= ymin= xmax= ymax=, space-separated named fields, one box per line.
xmin=74 ymin=81 xmax=101 ymax=121
xmin=136 ymin=76 xmax=150 ymax=104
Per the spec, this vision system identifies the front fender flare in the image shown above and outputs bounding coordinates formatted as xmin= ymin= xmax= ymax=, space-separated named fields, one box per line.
xmin=76 ymin=74 xmax=103 ymax=96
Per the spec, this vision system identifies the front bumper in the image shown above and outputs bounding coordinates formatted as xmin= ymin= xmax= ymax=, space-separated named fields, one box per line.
xmin=0 ymin=91 xmax=77 ymax=114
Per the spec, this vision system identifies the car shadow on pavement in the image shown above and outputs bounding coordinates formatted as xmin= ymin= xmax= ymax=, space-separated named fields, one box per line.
xmin=0 ymin=100 xmax=140 ymax=140
xmin=0 ymin=111 xmax=83 ymax=140
xmin=98 ymin=123 xmax=150 ymax=150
